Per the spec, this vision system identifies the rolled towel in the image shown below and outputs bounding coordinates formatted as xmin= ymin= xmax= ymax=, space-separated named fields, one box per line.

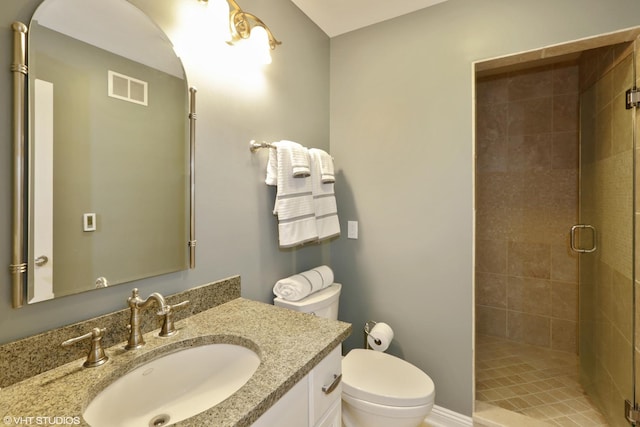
xmin=273 ymin=265 xmax=334 ymax=301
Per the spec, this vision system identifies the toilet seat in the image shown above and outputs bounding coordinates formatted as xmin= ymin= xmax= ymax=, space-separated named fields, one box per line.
xmin=342 ymin=349 xmax=435 ymax=407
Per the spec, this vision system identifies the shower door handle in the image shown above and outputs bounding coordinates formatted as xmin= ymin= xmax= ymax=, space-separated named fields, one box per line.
xmin=570 ymin=224 xmax=597 ymax=253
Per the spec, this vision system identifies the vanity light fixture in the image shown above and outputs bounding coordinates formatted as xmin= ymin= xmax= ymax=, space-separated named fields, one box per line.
xmin=198 ymin=0 xmax=281 ymax=60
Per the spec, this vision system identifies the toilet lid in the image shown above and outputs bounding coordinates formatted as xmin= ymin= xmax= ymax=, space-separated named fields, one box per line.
xmin=342 ymin=349 xmax=435 ymax=407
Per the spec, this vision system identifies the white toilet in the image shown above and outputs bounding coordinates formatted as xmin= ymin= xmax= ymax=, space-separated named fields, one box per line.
xmin=274 ymin=283 xmax=435 ymax=427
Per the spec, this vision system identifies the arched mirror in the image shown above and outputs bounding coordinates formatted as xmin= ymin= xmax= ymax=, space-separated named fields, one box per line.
xmin=10 ymin=0 xmax=196 ymax=307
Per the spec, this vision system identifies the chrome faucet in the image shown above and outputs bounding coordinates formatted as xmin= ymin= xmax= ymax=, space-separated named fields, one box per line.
xmin=125 ymin=288 xmax=169 ymax=350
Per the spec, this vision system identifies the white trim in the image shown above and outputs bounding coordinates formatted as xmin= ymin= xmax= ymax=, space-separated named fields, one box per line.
xmin=424 ymin=405 xmax=473 ymax=427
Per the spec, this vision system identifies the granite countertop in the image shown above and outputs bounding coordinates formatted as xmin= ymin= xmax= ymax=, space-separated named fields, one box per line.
xmin=0 ymin=298 xmax=351 ymax=426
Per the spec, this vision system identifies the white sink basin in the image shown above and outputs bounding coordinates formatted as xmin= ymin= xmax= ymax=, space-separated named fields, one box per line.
xmin=83 ymin=343 xmax=260 ymax=427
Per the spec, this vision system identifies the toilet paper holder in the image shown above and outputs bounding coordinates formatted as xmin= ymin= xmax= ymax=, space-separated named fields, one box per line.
xmin=364 ymin=320 xmax=382 ymax=349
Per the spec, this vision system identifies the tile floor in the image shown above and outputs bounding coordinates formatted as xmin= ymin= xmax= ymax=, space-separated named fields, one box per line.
xmin=475 ymin=334 xmax=608 ymax=426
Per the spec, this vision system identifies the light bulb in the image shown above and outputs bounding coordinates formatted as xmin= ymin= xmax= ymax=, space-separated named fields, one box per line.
xmin=210 ymin=0 xmax=232 ymax=42
xmin=245 ymin=25 xmax=272 ymax=65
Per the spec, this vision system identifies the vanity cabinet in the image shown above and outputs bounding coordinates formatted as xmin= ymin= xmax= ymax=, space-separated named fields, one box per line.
xmin=252 ymin=346 xmax=342 ymax=427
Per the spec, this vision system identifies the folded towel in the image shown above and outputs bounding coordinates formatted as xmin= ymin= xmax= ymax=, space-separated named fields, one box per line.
xmin=280 ymin=140 xmax=310 ymax=178
xmin=309 ymin=149 xmax=340 ymax=240
xmin=269 ymin=141 xmax=318 ymax=248
xmin=310 ymin=148 xmax=335 ymax=183
xmin=273 ymin=265 xmax=335 ymax=301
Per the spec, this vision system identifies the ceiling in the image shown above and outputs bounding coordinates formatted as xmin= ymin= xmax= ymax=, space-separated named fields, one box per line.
xmin=290 ymin=0 xmax=449 ymax=38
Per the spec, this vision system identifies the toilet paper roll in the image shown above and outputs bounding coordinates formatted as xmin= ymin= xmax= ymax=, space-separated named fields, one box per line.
xmin=367 ymin=322 xmax=394 ymax=352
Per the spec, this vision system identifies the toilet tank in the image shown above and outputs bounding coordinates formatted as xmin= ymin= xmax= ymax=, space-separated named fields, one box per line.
xmin=274 ymin=283 xmax=341 ymax=320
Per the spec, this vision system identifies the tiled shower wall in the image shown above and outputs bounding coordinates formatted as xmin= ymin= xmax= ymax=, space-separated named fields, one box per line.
xmin=475 ymin=62 xmax=580 ymax=353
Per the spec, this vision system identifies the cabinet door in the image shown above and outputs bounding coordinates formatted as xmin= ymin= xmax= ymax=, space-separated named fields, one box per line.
xmin=309 ymin=346 xmax=342 ymax=425
xmin=251 ymin=376 xmax=309 ymax=427
xmin=314 ymin=399 xmax=341 ymax=427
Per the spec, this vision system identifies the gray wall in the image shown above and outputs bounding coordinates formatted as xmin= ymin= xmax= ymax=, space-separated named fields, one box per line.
xmin=330 ymin=0 xmax=640 ymax=416
xmin=0 ymin=0 xmax=329 ymax=341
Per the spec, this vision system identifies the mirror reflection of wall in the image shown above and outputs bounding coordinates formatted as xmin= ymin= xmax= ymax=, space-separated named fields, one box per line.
xmin=27 ymin=0 xmax=190 ymax=303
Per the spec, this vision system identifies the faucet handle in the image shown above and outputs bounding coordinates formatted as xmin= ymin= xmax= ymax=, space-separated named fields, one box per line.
xmin=61 ymin=327 xmax=109 ymax=368
xmin=158 ymin=300 xmax=190 ymax=337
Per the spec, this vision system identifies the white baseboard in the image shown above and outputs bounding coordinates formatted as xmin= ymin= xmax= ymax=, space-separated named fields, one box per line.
xmin=424 ymin=405 xmax=474 ymax=427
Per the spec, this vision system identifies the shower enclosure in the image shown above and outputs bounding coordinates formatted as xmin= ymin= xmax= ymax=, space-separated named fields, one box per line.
xmin=576 ymin=42 xmax=636 ymax=427
xmin=475 ymin=35 xmax=639 ymax=426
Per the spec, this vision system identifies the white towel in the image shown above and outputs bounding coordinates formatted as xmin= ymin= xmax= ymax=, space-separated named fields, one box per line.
xmin=265 ymin=146 xmax=278 ymax=186
xmin=265 ymin=140 xmax=310 ymax=183
xmin=309 ymin=149 xmax=340 ymax=240
xmin=313 ymin=149 xmax=335 ymax=183
xmin=280 ymin=140 xmax=310 ymax=178
xmin=269 ymin=141 xmax=318 ymax=248
xmin=273 ymin=265 xmax=335 ymax=301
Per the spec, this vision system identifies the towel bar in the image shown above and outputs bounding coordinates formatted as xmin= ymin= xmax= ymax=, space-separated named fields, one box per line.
xmin=249 ymin=140 xmax=335 ymax=161
xmin=249 ymin=140 xmax=275 ymax=152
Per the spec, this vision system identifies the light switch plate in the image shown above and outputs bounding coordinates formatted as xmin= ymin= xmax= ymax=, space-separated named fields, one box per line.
xmin=347 ymin=221 xmax=358 ymax=239
xmin=83 ymin=213 xmax=96 ymax=232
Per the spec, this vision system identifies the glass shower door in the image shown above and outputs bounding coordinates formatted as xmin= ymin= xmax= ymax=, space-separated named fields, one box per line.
xmin=577 ymin=42 xmax=636 ymax=426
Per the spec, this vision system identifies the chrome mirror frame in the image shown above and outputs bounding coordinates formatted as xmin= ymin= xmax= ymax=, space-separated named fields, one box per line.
xmin=10 ymin=22 xmax=28 ymax=308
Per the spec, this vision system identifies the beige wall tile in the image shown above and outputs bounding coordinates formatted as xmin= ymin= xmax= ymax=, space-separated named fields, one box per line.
xmin=549 ymin=169 xmax=578 ymax=213
xmin=508 ymin=98 xmax=553 ymax=136
xmin=551 ymin=131 xmax=578 ymax=170
xmin=507 ymin=134 xmax=552 ymax=172
xmin=508 ymin=66 xmax=554 ymax=101
xmin=508 ymin=241 xmax=551 ymax=279
xmin=510 ymin=208 xmax=552 ymax=244
xmin=550 ymin=243 xmax=578 ymax=283
xmin=551 ymin=281 xmax=578 ymax=321
xmin=476 ymin=239 xmax=509 ymax=275
xmin=477 ymin=103 xmax=509 ymax=141
xmin=594 ymin=105 xmax=612 ymax=160
xmin=508 ymin=276 xmax=552 ymax=316
xmin=553 ymin=94 xmax=579 ymax=133
xmin=595 ymin=66 xmax=613 ymax=110
xmin=609 ymin=328 xmax=633 ymax=400
xmin=553 ymin=63 xmax=579 ymax=95
xmin=476 ymin=207 xmax=510 ymax=240
xmin=611 ymin=92 xmax=633 ymax=155
xmin=476 ymin=172 xmax=518 ymax=210
xmin=477 ymin=76 xmax=509 ymax=105
xmin=551 ymin=319 xmax=577 ymax=353
xmin=611 ymin=268 xmax=633 ymax=341
xmin=477 ymin=306 xmax=507 ymax=338
xmin=507 ymin=311 xmax=550 ymax=347
xmin=612 ymin=54 xmax=633 ymax=97
xmin=476 ymin=138 xmax=508 ymax=172
xmin=476 ymin=272 xmax=508 ymax=308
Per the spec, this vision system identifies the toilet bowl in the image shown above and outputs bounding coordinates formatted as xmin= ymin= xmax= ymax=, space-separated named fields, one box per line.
xmin=341 ymin=348 xmax=435 ymax=427
xmin=274 ymin=282 xmax=436 ymax=427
